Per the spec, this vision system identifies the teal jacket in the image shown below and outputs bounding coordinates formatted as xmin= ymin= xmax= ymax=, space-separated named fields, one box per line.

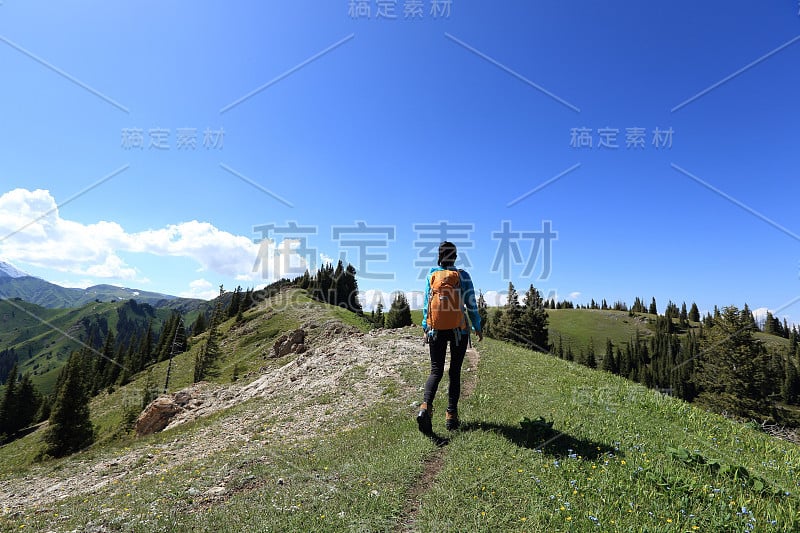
xmin=422 ymin=266 xmax=481 ymax=336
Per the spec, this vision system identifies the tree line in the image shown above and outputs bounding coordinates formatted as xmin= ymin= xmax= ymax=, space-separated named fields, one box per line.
xmin=485 ymin=284 xmax=800 ymax=427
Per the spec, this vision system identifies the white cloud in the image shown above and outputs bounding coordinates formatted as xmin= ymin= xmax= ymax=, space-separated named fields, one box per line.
xmin=751 ymin=307 xmax=770 ymax=326
xmin=319 ymin=252 xmax=336 ymax=266
xmin=0 ymin=188 xmax=277 ymax=284
xmin=180 ymin=278 xmax=218 ymax=300
xmin=482 ymin=290 xmax=508 ymax=307
xmin=249 ymin=238 xmax=310 ymax=282
xmin=569 ymin=291 xmax=582 ymax=300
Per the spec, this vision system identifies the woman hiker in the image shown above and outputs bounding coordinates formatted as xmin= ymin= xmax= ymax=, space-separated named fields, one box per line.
xmin=417 ymin=241 xmax=482 ymax=434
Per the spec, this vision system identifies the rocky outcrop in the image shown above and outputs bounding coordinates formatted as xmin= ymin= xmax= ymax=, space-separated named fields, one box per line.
xmin=134 ymin=397 xmax=183 ymax=436
xmin=271 ymin=328 xmax=306 ymax=358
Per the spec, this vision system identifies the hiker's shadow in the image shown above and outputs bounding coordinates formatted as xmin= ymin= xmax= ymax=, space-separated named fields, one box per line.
xmin=461 ymin=417 xmax=623 ymax=460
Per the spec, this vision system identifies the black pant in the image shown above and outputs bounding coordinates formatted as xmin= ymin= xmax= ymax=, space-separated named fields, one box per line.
xmin=424 ymin=329 xmax=468 ymax=411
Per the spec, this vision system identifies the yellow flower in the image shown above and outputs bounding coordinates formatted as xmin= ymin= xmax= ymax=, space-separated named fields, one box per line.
xmin=518 ymin=469 xmax=524 ymax=473
xmin=560 ymin=506 xmax=566 ymax=511
xmin=620 ymin=460 xmax=626 ymax=465
xmin=667 ymin=518 xmax=673 ymax=523
xmin=692 ymin=527 xmax=700 ymax=531
xmin=481 ymin=511 xmax=486 ymax=517
xmin=520 ymin=517 xmax=527 ymax=522
xmin=566 ymin=516 xmax=572 ymax=522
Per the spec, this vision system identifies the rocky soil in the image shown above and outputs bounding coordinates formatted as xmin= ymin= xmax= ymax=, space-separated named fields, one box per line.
xmin=0 ymin=322 xmax=443 ymax=515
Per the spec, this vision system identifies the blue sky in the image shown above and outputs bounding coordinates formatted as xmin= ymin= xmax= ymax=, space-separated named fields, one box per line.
xmin=1 ymin=1 xmax=799 ymax=324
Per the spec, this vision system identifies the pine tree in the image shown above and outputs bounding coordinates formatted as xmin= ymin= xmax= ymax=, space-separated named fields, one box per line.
xmin=489 ymin=309 xmax=503 ymax=339
xmin=227 ymin=286 xmax=242 ymax=318
xmin=679 ymin=302 xmax=688 ymax=328
xmin=649 ymin=297 xmax=658 ymax=315
xmin=694 ymin=306 xmax=772 ymax=420
xmin=585 ymin=338 xmax=597 ymax=369
xmin=385 ymin=293 xmax=412 ymax=329
xmin=137 ymin=320 xmax=154 ymax=369
xmin=518 ymin=284 xmax=549 ymax=352
xmin=688 ymin=302 xmax=700 ymax=323
xmin=373 ymin=302 xmax=385 ymax=328
xmin=14 ymin=373 xmax=41 ymax=433
xmin=193 ymin=326 xmax=221 ymax=383
xmin=497 ymin=282 xmax=523 ymax=344
xmin=90 ymin=331 xmax=115 ymax=395
xmin=44 ymin=352 xmax=94 ymax=457
xmin=192 ymin=312 xmax=207 ymax=337
xmin=783 ymin=359 xmax=800 ymax=405
xmin=601 ymin=338 xmax=617 ymax=373
xmin=477 ymin=291 xmax=489 ymax=337
xmin=343 ymin=264 xmax=363 ymax=314
xmin=0 ymin=362 xmax=19 ymax=440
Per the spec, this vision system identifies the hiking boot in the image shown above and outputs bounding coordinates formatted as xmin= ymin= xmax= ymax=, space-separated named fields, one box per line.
xmin=416 ymin=402 xmax=432 ymax=434
xmin=445 ymin=408 xmax=459 ymax=431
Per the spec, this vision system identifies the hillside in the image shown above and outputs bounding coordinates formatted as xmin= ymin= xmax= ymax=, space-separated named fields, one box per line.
xmin=1 ymin=289 xmax=798 ymax=531
xmin=0 ymin=298 xmax=180 ymax=396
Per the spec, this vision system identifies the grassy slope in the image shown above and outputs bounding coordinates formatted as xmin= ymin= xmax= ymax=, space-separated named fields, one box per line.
xmin=0 ymin=300 xmax=175 ymax=396
xmin=547 ymin=309 xmax=654 ymax=350
xmin=2 ymin=298 xmax=799 ymax=531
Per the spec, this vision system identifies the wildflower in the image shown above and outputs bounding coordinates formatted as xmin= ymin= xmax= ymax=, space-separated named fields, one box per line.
xmin=666 ymin=518 xmax=673 ymax=523
xmin=519 ymin=517 xmax=527 ymax=522
xmin=566 ymin=516 xmax=572 ymax=521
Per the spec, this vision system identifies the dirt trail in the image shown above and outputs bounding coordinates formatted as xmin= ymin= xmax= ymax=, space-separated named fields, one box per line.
xmin=396 ymin=345 xmax=481 ymax=532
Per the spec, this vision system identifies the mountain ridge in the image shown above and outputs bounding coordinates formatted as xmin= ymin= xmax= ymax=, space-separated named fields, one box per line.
xmin=0 ymin=272 xmax=190 ymax=309
xmin=0 ymin=260 xmax=29 ymax=279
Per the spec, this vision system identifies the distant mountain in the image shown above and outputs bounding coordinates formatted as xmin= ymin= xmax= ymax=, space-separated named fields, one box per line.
xmin=0 ymin=269 xmax=200 ymax=309
xmin=0 ymin=261 xmax=29 ymax=279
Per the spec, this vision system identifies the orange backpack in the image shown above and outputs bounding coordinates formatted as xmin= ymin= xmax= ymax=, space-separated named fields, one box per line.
xmin=428 ymin=269 xmax=466 ymax=330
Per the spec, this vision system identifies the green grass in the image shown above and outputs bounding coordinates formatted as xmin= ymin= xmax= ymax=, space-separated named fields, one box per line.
xmin=547 ymin=308 xmax=655 ymax=351
xmin=419 ymin=339 xmax=800 ymax=532
xmin=4 ymin=299 xmax=800 ymax=532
